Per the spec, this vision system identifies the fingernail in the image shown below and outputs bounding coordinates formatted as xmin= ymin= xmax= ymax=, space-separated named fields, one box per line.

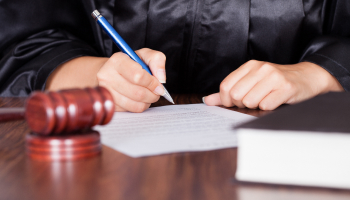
xmin=202 ymin=96 xmax=206 ymax=104
xmin=154 ymin=85 xmax=165 ymax=95
xmin=157 ymin=69 xmax=166 ymax=83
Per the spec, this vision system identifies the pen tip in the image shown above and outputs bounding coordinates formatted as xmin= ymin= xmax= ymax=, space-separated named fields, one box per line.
xmin=164 ymin=95 xmax=175 ymax=104
xmin=162 ymin=85 xmax=174 ymax=104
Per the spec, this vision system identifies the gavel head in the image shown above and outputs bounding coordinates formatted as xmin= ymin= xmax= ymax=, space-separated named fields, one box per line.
xmin=25 ymin=87 xmax=115 ymax=135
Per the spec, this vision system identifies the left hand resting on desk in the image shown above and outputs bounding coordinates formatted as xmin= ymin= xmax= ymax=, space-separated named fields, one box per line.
xmin=204 ymin=60 xmax=344 ymax=110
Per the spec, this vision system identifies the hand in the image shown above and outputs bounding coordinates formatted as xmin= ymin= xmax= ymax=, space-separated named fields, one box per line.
xmin=204 ymin=60 xmax=343 ymax=110
xmin=46 ymin=48 xmax=167 ymax=113
xmin=97 ymin=48 xmax=166 ymax=112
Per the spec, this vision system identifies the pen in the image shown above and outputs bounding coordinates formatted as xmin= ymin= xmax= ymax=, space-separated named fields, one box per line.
xmin=91 ymin=10 xmax=174 ymax=104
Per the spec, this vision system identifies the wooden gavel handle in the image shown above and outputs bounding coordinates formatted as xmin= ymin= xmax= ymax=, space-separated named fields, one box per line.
xmin=0 ymin=107 xmax=25 ymax=122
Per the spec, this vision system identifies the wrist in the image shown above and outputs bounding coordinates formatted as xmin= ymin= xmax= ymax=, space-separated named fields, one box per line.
xmin=46 ymin=56 xmax=108 ymax=91
xmin=298 ymin=62 xmax=344 ymax=95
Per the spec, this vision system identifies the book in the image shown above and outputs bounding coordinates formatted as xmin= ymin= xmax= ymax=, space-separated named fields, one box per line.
xmin=235 ymin=92 xmax=350 ymax=189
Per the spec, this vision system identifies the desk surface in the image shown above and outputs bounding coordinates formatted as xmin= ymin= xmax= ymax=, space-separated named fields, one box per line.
xmin=0 ymin=95 xmax=349 ymax=200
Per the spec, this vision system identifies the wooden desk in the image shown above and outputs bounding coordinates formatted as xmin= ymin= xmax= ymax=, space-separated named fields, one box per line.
xmin=0 ymin=95 xmax=349 ymax=200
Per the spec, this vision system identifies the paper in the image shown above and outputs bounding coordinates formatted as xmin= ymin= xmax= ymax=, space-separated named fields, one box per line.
xmin=95 ymin=104 xmax=255 ymax=157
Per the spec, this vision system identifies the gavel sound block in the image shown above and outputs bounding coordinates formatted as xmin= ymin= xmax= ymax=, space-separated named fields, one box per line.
xmin=0 ymin=87 xmax=115 ymax=161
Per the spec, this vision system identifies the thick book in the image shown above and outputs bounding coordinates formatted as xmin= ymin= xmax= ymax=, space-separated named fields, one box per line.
xmin=235 ymin=92 xmax=350 ymax=189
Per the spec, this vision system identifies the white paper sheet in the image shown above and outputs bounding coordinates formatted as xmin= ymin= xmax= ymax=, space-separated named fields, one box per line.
xmin=95 ymin=104 xmax=255 ymax=157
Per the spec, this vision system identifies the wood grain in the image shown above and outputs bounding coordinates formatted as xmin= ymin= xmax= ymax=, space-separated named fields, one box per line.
xmin=0 ymin=95 xmax=349 ymax=200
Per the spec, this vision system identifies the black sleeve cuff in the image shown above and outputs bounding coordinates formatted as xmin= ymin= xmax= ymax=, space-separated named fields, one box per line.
xmin=0 ymin=41 xmax=98 ymax=97
xmin=300 ymin=36 xmax=350 ymax=91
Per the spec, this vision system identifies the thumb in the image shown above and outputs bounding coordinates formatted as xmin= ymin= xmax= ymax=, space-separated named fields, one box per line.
xmin=136 ymin=48 xmax=166 ymax=83
xmin=203 ymin=93 xmax=222 ymax=106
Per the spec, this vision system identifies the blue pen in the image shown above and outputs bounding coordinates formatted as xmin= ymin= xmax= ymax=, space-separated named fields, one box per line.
xmin=91 ymin=10 xmax=174 ymax=104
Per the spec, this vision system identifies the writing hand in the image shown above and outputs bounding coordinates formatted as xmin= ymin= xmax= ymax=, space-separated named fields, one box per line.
xmin=204 ymin=60 xmax=343 ymax=110
xmin=97 ymin=48 xmax=166 ymax=112
xmin=46 ymin=48 xmax=166 ymax=113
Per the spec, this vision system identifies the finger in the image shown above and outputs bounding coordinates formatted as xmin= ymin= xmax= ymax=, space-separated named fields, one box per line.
xmin=93 ymin=83 xmax=127 ymax=112
xmin=115 ymin=105 xmax=128 ymax=112
xmin=228 ymin=72 xmax=263 ymax=108
xmin=245 ymin=67 xmax=296 ymax=110
xmin=136 ymin=48 xmax=167 ymax=83
xmin=228 ymin=64 xmax=271 ymax=105
xmin=203 ymin=93 xmax=223 ymax=106
xmin=259 ymin=89 xmax=292 ymax=110
xmin=229 ymin=92 xmax=245 ymax=108
xmin=100 ymin=83 xmax=151 ymax=113
xmin=97 ymin=66 xmax=159 ymax=103
xmin=241 ymin=77 xmax=276 ymax=109
xmin=219 ymin=60 xmax=263 ymax=107
xmin=108 ymin=53 xmax=165 ymax=95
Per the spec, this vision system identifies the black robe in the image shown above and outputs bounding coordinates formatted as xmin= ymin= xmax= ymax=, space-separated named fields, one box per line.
xmin=1 ymin=0 xmax=350 ymax=96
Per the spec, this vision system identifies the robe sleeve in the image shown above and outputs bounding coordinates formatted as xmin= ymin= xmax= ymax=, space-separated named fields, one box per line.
xmin=300 ymin=0 xmax=350 ymax=91
xmin=0 ymin=29 xmax=98 ymax=96
xmin=0 ymin=0 xmax=100 ymax=97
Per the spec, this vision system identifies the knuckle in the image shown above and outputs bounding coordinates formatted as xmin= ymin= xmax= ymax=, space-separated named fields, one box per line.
xmin=220 ymin=81 xmax=231 ymax=93
xmin=230 ymin=88 xmax=241 ymax=101
xmin=153 ymin=51 xmax=166 ymax=61
xmin=133 ymin=70 xmax=146 ymax=85
xmin=243 ymin=60 xmax=261 ymax=71
xmin=283 ymin=82 xmax=295 ymax=92
xmin=96 ymin=71 xmax=103 ymax=82
xmin=109 ymin=53 xmax=121 ymax=64
xmin=260 ymin=63 xmax=275 ymax=72
xmin=247 ymin=60 xmax=260 ymax=66
xmin=269 ymin=70 xmax=283 ymax=81
xmin=110 ymin=53 xmax=129 ymax=66
xmin=96 ymin=71 xmax=108 ymax=83
xmin=139 ymin=47 xmax=150 ymax=52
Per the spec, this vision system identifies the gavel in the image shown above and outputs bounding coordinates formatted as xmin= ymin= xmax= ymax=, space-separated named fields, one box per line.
xmin=0 ymin=87 xmax=115 ymax=161
xmin=0 ymin=86 xmax=115 ymax=135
